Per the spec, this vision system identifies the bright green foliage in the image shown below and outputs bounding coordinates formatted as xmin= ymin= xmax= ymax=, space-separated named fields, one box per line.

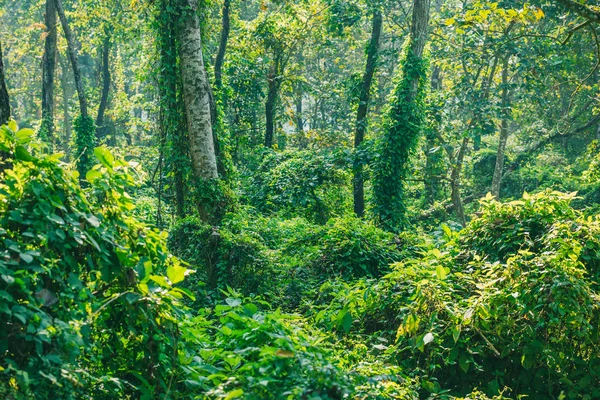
xmin=315 ymin=216 xmax=412 ymax=280
xmin=312 ymin=191 xmax=600 ymax=398
xmin=73 ymin=115 xmax=96 ymax=179
xmin=0 ymin=123 xmax=189 ymax=399
xmin=373 ymin=47 xmax=429 ymax=232
xmin=179 ymin=292 xmax=355 ymax=399
xmin=247 ymin=150 xmax=351 ymax=224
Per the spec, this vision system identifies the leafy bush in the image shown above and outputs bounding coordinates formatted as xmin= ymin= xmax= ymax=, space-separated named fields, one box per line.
xmin=310 ymin=191 xmax=600 ymax=398
xmin=246 ymin=150 xmax=351 ymax=224
xmin=168 ymin=214 xmax=270 ymax=294
xmin=314 ymin=216 xmax=412 ymax=280
xmin=0 ymin=123 xmax=189 ymax=399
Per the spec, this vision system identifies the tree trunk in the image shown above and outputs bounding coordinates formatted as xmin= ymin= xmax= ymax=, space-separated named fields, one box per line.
xmin=177 ymin=0 xmax=218 ymax=179
xmin=353 ymin=9 xmax=383 ymax=218
xmin=406 ymin=0 xmax=430 ymax=99
xmin=424 ymin=64 xmax=443 ymax=204
xmin=54 ymin=0 xmax=87 ymax=118
xmin=264 ymin=63 xmax=278 ymax=148
xmin=58 ymin=52 xmax=72 ymax=158
xmin=451 ymin=137 xmax=469 ymax=227
xmin=41 ymin=0 xmax=57 ymax=143
xmin=0 ymin=42 xmax=10 ymax=125
xmin=214 ymin=0 xmax=230 ymax=90
xmin=491 ymin=56 xmax=510 ymax=198
xmin=96 ymin=30 xmax=111 ymax=141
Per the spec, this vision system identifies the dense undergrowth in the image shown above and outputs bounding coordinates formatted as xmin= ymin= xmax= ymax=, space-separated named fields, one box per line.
xmin=2 ymin=122 xmax=600 ymax=399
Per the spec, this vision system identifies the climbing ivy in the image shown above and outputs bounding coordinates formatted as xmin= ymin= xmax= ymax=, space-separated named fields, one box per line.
xmin=372 ymin=46 xmax=429 ymax=232
xmin=73 ymin=114 xmax=96 ymax=179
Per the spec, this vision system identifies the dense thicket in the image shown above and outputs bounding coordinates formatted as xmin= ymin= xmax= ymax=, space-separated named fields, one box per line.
xmin=1 ymin=0 xmax=600 ymax=398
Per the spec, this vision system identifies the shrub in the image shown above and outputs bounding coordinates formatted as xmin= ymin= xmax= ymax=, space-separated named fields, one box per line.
xmin=314 ymin=216 xmax=413 ymax=280
xmin=246 ymin=150 xmax=351 ymax=224
xmin=0 ymin=123 xmax=189 ymax=399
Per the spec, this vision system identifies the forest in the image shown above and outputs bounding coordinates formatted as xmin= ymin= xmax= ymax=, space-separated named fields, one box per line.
xmin=1 ymin=0 xmax=600 ymax=398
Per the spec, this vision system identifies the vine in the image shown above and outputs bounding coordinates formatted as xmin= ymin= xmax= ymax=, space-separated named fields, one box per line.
xmin=73 ymin=114 xmax=95 ymax=178
xmin=372 ymin=45 xmax=429 ymax=232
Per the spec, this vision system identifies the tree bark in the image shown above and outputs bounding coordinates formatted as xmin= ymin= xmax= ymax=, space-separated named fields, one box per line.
xmin=491 ymin=56 xmax=510 ymax=198
xmin=214 ymin=0 xmax=230 ymax=90
xmin=0 ymin=42 xmax=10 ymax=125
xmin=41 ymin=0 xmax=57 ymax=142
xmin=451 ymin=137 xmax=469 ymax=227
xmin=177 ymin=0 xmax=218 ymax=179
xmin=54 ymin=0 xmax=87 ymax=118
xmin=58 ymin=52 xmax=72 ymax=158
xmin=96 ymin=30 xmax=111 ymax=140
xmin=406 ymin=0 xmax=431 ymax=101
xmin=353 ymin=9 xmax=383 ymax=218
xmin=264 ymin=62 xmax=278 ymax=148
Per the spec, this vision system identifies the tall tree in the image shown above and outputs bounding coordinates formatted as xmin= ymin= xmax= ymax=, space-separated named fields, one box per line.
xmin=55 ymin=0 xmax=94 ymax=176
xmin=176 ymin=0 xmax=218 ymax=180
xmin=491 ymin=55 xmax=511 ymax=198
xmin=40 ymin=0 xmax=57 ymax=144
xmin=96 ymin=29 xmax=111 ymax=141
xmin=373 ymin=0 xmax=431 ymax=231
xmin=353 ymin=8 xmax=383 ymax=218
xmin=55 ymin=0 xmax=87 ymax=119
xmin=214 ymin=0 xmax=231 ymax=90
xmin=0 ymin=42 xmax=9 ymax=125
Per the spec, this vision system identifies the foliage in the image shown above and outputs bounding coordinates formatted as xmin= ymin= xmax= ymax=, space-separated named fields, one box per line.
xmin=373 ymin=46 xmax=429 ymax=232
xmin=311 ymin=191 xmax=600 ymax=398
xmin=0 ymin=122 xmax=189 ymax=399
xmin=247 ymin=150 xmax=350 ymax=224
xmin=73 ymin=115 xmax=96 ymax=180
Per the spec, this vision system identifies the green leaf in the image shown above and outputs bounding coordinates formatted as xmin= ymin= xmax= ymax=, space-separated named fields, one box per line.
xmin=47 ymin=214 xmax=65 ymax=225
xmin=15 ymin=145 xmax=34 ymax=161
xmin=167 ymin=263 xmax=187 ymax=284
xmin=16 ymin=128 xmax=35 ymax=144
xmin=459 ymin=354 xmax=470 ymax=373
xmin=19 ymin=253 xmax=33 ymax=263
xmin=86 ymin=170 xmax=103 ymax=183
xmin=337 ymin=309 xmax=353 ymax=333
xmin=435 ymin=265 xmax=447 ymax=280
xmin=224 ymin=389 xmax=244 ymax=400
xmin=94 ymin=146 xmax=114 ymax=168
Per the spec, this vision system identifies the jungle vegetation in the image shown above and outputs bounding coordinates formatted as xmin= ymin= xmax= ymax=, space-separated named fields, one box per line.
xmin=1 ymin=0 xmax=600 ymax=398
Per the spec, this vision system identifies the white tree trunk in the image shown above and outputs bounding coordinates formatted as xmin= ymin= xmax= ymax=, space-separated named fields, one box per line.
xmin=177 ymin=0 xmax=218 ymax=180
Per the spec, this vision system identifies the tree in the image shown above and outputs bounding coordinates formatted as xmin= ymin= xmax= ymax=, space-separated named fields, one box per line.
xmin=353 ymin=8 xmax=383 ymax=218
xmin=54 ymin=0 xmax=95 ymax=177
xmin=214 ymin=0 xmax=231 ymax=90
xmin=373 ymin=0 xmax=431 ymax=231
xmin=40 ymin=0 xmax=57 ymax=145
xmin=96 ymin=28 xmax=112 ymax=141
xmin=176 ymin=0 xmax=218 ymax=180
xmin=0 ymin=42 xmax=9 ymax=125
xmin=491 ymin=55 xmax=511 ymax=198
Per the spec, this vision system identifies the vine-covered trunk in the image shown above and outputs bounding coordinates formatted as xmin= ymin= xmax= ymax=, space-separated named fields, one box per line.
xmin=0 ymin=42 xmax=9 ymax=125
xmin=41 ymin=0 xmax=57 ymax=143
xmin=373 ymin=0 xmax=431 ymax=231
xmin=353 ymin=9 xmax=383 ymax=218
xmin=491 ymin=56 xmax=511 ymax=198
xmin=177 ymin=0 xmax=218 ymax=180
xmin=96 ymin=30 xmax=111 ymax=141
